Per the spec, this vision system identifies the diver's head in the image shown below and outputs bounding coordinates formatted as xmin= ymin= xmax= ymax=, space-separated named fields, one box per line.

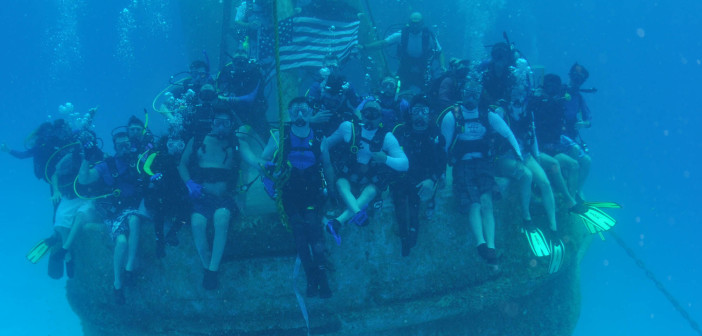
xmin=408 ymin=95 xmax=431 ymax=132
xmin=211 ymin=109 xmax=235 ymax=138
xmin=288 ymin=96 xmax=313 ymax=127
xmin=461 ymin=80 xmax=482 ymax=110
xmin=569 ymin=63 xmax=589 ymax=87
xmin=319 ymin=54 xmax=340 ymax=78
xmin=166 ymin=136 xmax=185 ymax=156
xmin=491 ymin=42 xmax=514 ymax=70
xmin=322 ymin=74 xmax=347 ymax=109
xmin=199 ymin=83 xmax=217 ymax=102
xmin=360 ymin=100 xmax=382 ymax=131
xmin=127 ymin=115 xmax=145 ymax=141
xmin=112 ymin=131 xmax=132 ymax=158
xmin=542 ymin=74 xmax=563 ymax=98
xmin=189 ymin=60 xmax=209 ymax=80
xmin=408 ymin=12 xmax=424 ymax=34
xmin=379 ymin=76 xmax=398 ymax=98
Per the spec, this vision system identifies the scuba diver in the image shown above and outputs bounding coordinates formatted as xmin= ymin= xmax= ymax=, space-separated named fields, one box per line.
xmin=373 ymin=76 xmax=409 ymax=131
xmin=216 ymin=50 xmax=266 ymax=136
xmin=530 ymin=74 xmax=617 ymax=236
xmin=307 ymin=72 xmax=361 ymax=136
xmin=321 ymin=100 xmax=408 ymax=243
xmin=142 ymin=133 xmax=190 ymax=259
xmin=77 ymin=131 xmax=148 ymax=305
xmin=390 ymin=95 xmax=446 ymax=257
xmin=2 ymin=119 xmax=75 ymax=183
xmin=477 ymin=42 xmax=517 ymax=112
xmin=440 ymin=78 xmax=522 ymax=267
xmin=563 ymin=62 xmax=593 ymax=200
xmin=177 ymin=108 xmax=259 ymax=290
xmin=531 ymin=74 xmax=584 ymax=211
xmin=260 ymin=97 xmax=332 ymax=298
xmin=431 ymin=58 xmax=472 ymax=112
xmin=492 ymin=58 xmax=565 ymax=272
xmin=360 ymin=12 xmax=446 ymax=94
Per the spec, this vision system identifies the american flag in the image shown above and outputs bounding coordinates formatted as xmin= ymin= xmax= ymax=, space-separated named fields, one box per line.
xmin=277 ymin=16 xmax=360 ymax=71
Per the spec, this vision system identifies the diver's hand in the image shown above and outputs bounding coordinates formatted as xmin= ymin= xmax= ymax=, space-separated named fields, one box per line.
xmin=186 ymin=179 xmax=203 ymax=199
xmin=51 ymin=191 xmax=62 ymax=206
xmin=416 ymin=179 xmax=435 ymax=202
xmin=311 ymin=109 xmax=332 ymax=124
xmin=371 ymin=152 xmax=387 ymax=164
xmin=0 ymin=143 xmax=9 ymax=153
xmin=575 ymin=121 xmax=591 ymax=129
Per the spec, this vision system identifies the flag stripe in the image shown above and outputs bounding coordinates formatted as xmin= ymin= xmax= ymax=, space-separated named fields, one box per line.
xmin=275 ymin=16 xmax=360 ymax=72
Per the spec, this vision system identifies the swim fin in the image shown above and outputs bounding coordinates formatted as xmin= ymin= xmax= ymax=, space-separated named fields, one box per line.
xmin=584 ymin=201 xmax=622 ymax=209
xmin=521 ymin=222 xmax=550 ymax=257
xmin=26 ymin=233 xmax=60 ymax=264
xmin=577 ymin=206 xmax=617 ymax=234
xmin=548 ymin=239 xmax=565 ymax=274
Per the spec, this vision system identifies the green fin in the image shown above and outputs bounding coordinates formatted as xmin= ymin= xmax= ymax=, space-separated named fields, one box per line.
xmin=26 ymin=239 xmax=51 ymax=264
xmin=577 ymin=206 xmax=617 ymax=233
xmin=548 ymin=239 xmax=565 ymax=274
xmin=522 ymin=226 xmax=550 ymax=257
xmin=585 ymin=201 xmax=622 ymax=209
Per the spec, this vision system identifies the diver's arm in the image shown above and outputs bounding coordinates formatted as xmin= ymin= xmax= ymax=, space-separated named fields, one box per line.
xmin=78 ymin=157 xmax=100 ymax=185
xmin=237 ymin=126 xmax=264 ymax=171
xmin=260 ymin=131 xmax=279 ymax=162
xmin=382 ymin=133 xmax=409 ymax=172
xmin=8 ymin=147 xmax=34 ymax=159
xmin=488 ymin=112 xmax=523 ymax=160
xmin=178 ymin=138 xmax=195 ymax=183
xmin=320 ymin=136 xmax=336 ymax=195
xmin=322 ymin=121 xmax=352 ymax=151
xmin=440 ymin=112 xmax=455 ymax=153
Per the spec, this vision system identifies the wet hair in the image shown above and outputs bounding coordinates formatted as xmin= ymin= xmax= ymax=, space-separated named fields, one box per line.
xmin=112 ymin=131 xmax=129 ymax=144
xmin=410 ymin=94 xmax=430 ymax=108
xmin=324 ymin=74 xmax=346 ymax=95
xmin=287 ymin=96 xmax=309 ymax=109
xmin=406 ymin=95 xmax=430 ymax=121
xmin=127 ymin=115 xmax=144 ymax=127
xmin=491 ymin=42 xmax=513 ymax=63
xmin=569 ymin=63 xmax=589 ymax=80
xmin=542 ymin=74 xmax=563 ymax=96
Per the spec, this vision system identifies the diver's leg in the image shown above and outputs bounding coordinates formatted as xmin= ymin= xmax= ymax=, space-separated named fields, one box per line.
xmin=336 ymin=178 xmax=359 ymax=213
xmin=113 ymin=234 xmax=128 ymax=290
xmin=526 ymin=156 xmax=558 ymax=231
xmin=539 ymin=154 xmax=576 ymax=207
xmin=468 ymin=202 xmax=484 ymax=246
xmin=496 ymin=157 xmax=532 ymax=221
xmin=190 ymin=213 xmax=210 ymax=269
xmin=480 ymin=192 xmax=496 ymax=249
xmin=209 ymin=208 xmax=231 ymax=272
xmin=125 ymin=215 xmax=140 ymax=272
xmin=555 ymin=153 xmax=580 ymax=196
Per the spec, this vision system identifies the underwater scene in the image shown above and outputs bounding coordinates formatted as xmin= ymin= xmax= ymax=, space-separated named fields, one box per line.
xmin=0 ymin=0 xmax=700 ymax=335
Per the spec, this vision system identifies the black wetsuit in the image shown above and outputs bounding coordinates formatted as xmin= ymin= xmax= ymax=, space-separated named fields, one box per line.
xmin=390 ymin=124 xmax=446 ymax=256
xmin=276 ymin=126 xmax=331 ymax=296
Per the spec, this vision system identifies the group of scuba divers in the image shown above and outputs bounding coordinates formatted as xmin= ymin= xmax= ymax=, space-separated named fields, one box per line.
xmin=9 ymin=12 xmax=620 ymax=306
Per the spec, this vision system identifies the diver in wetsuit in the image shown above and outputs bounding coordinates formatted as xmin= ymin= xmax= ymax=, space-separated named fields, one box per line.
xmin=260 ymin=97 xmax=332 ymax=298
xmin=390 ymin=95 xmax=446 ymax=257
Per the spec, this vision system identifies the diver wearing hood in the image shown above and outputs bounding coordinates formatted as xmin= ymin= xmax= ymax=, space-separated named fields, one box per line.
xmin=389 ymin=95 xmax=446 ymax=256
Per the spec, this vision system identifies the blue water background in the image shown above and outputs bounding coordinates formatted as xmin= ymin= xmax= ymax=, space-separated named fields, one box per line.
xmin=0 ymin=1 xmax=699 ymax=335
